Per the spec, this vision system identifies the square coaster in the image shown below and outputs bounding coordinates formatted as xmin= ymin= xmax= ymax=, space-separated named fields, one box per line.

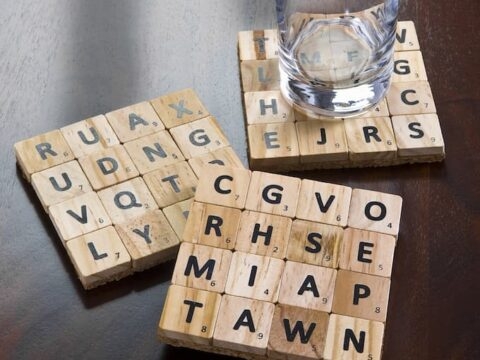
xmin=158 ymin=165 xmax=403 ymax=359
xmin=238 ymin=21 xmax=445 ymax=171
xmin=14 ymin=89 xmax=244 ymax=289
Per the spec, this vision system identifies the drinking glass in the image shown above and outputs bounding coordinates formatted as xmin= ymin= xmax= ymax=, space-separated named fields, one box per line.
xmin=275 ymin=0 xmax=399 ymax=117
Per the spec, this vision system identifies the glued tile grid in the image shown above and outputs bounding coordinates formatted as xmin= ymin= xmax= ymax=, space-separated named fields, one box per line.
xmin=158 ymin=166 xmax=403 ymax=359
xmin=14 ymin=89 xmax=243 ymax=289
xmin=238 ymin=21 xmax=445 ymax=172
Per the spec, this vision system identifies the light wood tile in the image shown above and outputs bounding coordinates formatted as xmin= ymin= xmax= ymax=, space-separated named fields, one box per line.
xmin=171 ymin=242 xmax=232 ymax=293
xmin=123 ymin=130 xmax=184 ymax=174
xmin=225 ymin=252 xmax=284 ymax=302
xmin=60 ymin=114 xmax=120 ymax=158
xmin=245 ymin=171 xmax=301 ymax=218
xmin=169 ymin=116 xmax=229 ymax=159
xmin=324 ymin=314 xmax=384 ymax=360
xmin=296 ymin=179 xmax=352 ymax=227
xmin=49 ymin=191 xmax=112 ymax=243
xmin=183 ymin=202 xmax=241 ymax=249
xmin=247 ymin=123 xmax=300 ymax=169
xmin=194 ymin=166 xmax=251 ymax=209
xmin=339 ymin=228 xmax=396 ymax=278
xmin=188 ymin=146 xmax=245 ymax=177
xmin=392 ymin=113 xmax=445 ymax=157
xmin=235 ymin=210 xmax=292 ymax=259
xmin=392 ymin=51 xmax=428 ymax=83
xmin=344 ymin=117 xmax=398 ymax=162
xmin=267 ymin=304 xmax=329 ymax=360
xmin=213 ymin=295 xmax=275 ymax=355
xmin=244 ymin=91 xmax=294 ymax=125
xmin=348 ymin=189 xmax=403 ymax=236
xmin=394 ymin=21 xmax=420 ymax=51
xmin=78 ymin=144 xmax=139 ymax=190
xmin=65 ymin=226 xmax=132 ymax=289
xmin=386 ymin=81 xmax=436 ymax=115
xmin=143 ymin=161 xmax=198 ymax=208
xmin=278 ymin=261 xmax=337 ymax=313
xmin=158 ymin=285 xmax=222 ymax=346
xmin=105 ymin=101 xmax=165 ymax=143
xmin=238 ymin=29 xmax=278 ymax=60
xmin=14 ymin=129 xmax=74 ymax=182
xmin=31 ymin=160 xmax=92 ymax=212
xmin=240 ymin=59 xmax=280 ymax=92
xmin=287 ymin=219 xmax=343 ymax=269
xmin=332 ymin=270 xmax=391 ymax=322
xmin=354 ymin=99 xmax=390 ymax=119
xmin=163 ymin=198 xmax=194 ymax=239
xmin=114 ymin=210 xmax=179 ymax=271
xmin=296 ymin=119 xmax=349 ymax=163
xmin=150 ymin=88 xmax=209 ymax=129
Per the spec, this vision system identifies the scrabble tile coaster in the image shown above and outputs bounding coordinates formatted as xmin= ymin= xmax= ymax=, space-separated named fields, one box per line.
xmin=14 ymin=89 xmax=244 ymax=289
xmin=238 ymin=21 xmax=446 ymax=172
xmin=158 ymin=165 xmax=403 ymax=359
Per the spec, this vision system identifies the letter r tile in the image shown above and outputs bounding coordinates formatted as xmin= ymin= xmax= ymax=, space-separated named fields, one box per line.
xmin=171 ymin=242 xmax=232 ymax=293
xmin=158 ymin=285 xmax=222 ymax=346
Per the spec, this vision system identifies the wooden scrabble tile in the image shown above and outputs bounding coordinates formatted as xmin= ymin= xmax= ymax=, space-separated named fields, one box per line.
xmin=225 ymin=252 xmax=284 ymax=302
xmin=240 ymin=59 xmax=280 ymax=92
xmin=194 ymin=166 xmax=251 ymax=209
xmin=143 ymin=161 xmax=198 ymax=208
xmin=31 ymin=160 xmax=92 ymax=212
xmin=287 ymin=219 xmax=343 ymax=269
xmin=348 ymin=189 xmax=403 ymax=236
xmin=392 ymin=51 xmax=428 ymax=83
xmin=238 ymin=29 xmax=278 ymax=60
xmin=332 ymin=270 xmax=391 ymax=322
xmin=244 ymin=91 xmax=294 ymax=125
xmin=97 ymin=177 xmax=158 ymax=224
xmin=60 ymin=114 xmax=120 ymax=158
xmin=267 ymin=304 xmax=329 ymax=360
xmin=344 ymin=117 xmax=398 ymax=162
xmin=395 ymin=21 xmax=420 ymax=52
xmin=171 ymin=242 xmax=232 ymax=293
xmin=123 ymin=130 xmax=184 ymax=174
xmin=170 ymin=116 xmax=229 ymax=159
xmin=245 ymin=171 xmax=301 ymax=218
xmin=278 ymin=261 xmax=337 ymax=313
xmin=386 ymin=81 xmax=437 ymax=115
xmin=355 ymin=99 xmax=390 ymax=119
xmin=188 ymin=146 xmax=245 ymax=177
xmin=339 ymin=228 xmax=396 ymax=278
xmin=49 ymin=191 xmax=112 ymax=243
xmin=235 ymin=210 xmax=292 ymax=259
xmin=247 ymin=123 xmax=300 ymax=169
xmin=78 ymin=144 xmax=139 ymax=190
xmin=392 ymin=114 xmax=445 ymax=157
xmin=115 ymin=210 xmax=179 ymax=271
xmin=105 ymin=101 xmax=165 ymax=143
xmin=163 ymin=198 xmax=194 ymax=239
xmin=324 ymin=314 xmax=384 ymax=360
xmin=295 ymin=119 xmax=349 ymax=163
xmin=213 ymin=295 xmax=275 ymax=355
xmin=296 ymin=179 xmax=352 ymax=227
xmin=65 ymin=226 xmax=132 ymax=289
xmin=14 ymin=129 xmax=74 ymax=182
xmin=158 ymin=285 xmax=222 ymax=346
xmin=182 ymin=202 xmax=242 ymax=249
xmin=150 ymin=88 xmax=209 ymax=129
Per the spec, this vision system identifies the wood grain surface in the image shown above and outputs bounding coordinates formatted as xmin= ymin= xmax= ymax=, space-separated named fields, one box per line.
xmin=1 ymin=1 xmax=479 ymax=359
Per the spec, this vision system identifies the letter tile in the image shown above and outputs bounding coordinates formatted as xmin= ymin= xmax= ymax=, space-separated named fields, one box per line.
xmin=240 ymin=59 xmax=280 ymax=92
xmin=394 ymin=21 xmax=420 ymax=52
xmin=386 ymin=81 xmax=436 ymax=115
xmin=392 ymin=51 xmax=428 ymax=83
xmin=162 ymin=198 xmax=194 ymax=239
xmin=244 ymin=91 xmax=294 ymax=124
xmin=188 ymin=146 xmax=245 ymax=177
xmin=14 ymin=129 xmax=74 ymax=182
xmin=65 ymin=226 xmax=132 ymax=289
xmin=238 ymin=29 xmax=278 ymax=60
xmin=158 ymin=285 xmax=222 ymax=346
xmin=171 ymin=242 xmax=232 ymax=293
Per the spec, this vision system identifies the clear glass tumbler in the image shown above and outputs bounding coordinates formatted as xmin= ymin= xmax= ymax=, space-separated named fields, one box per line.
xmin=275 ymin=0 xmax=399 ymax=118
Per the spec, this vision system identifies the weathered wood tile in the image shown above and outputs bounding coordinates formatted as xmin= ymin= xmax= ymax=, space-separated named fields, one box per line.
xmin=238 ymin=29 xmax=278 ymax=60
xmin=386 ymin=81 xmax=436 ymax=116
xmin=188 ymin=146 xmax=245 ymax=177
xmin=240 ymin=59 xmax=280 ymax=92
xmin=162 ymin=198 xmax=194 ymax=239
xmin=395 ymin=20 xmax=420 ymax=52
xmin=392 ymin=51 xmax=428 ymax=83
xmin=244 ymin=91 xmax=294 ymax=125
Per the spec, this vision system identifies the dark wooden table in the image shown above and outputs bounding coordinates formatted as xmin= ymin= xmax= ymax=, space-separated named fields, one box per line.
xmin=1 ymin=1 xmax=479 ymax=359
